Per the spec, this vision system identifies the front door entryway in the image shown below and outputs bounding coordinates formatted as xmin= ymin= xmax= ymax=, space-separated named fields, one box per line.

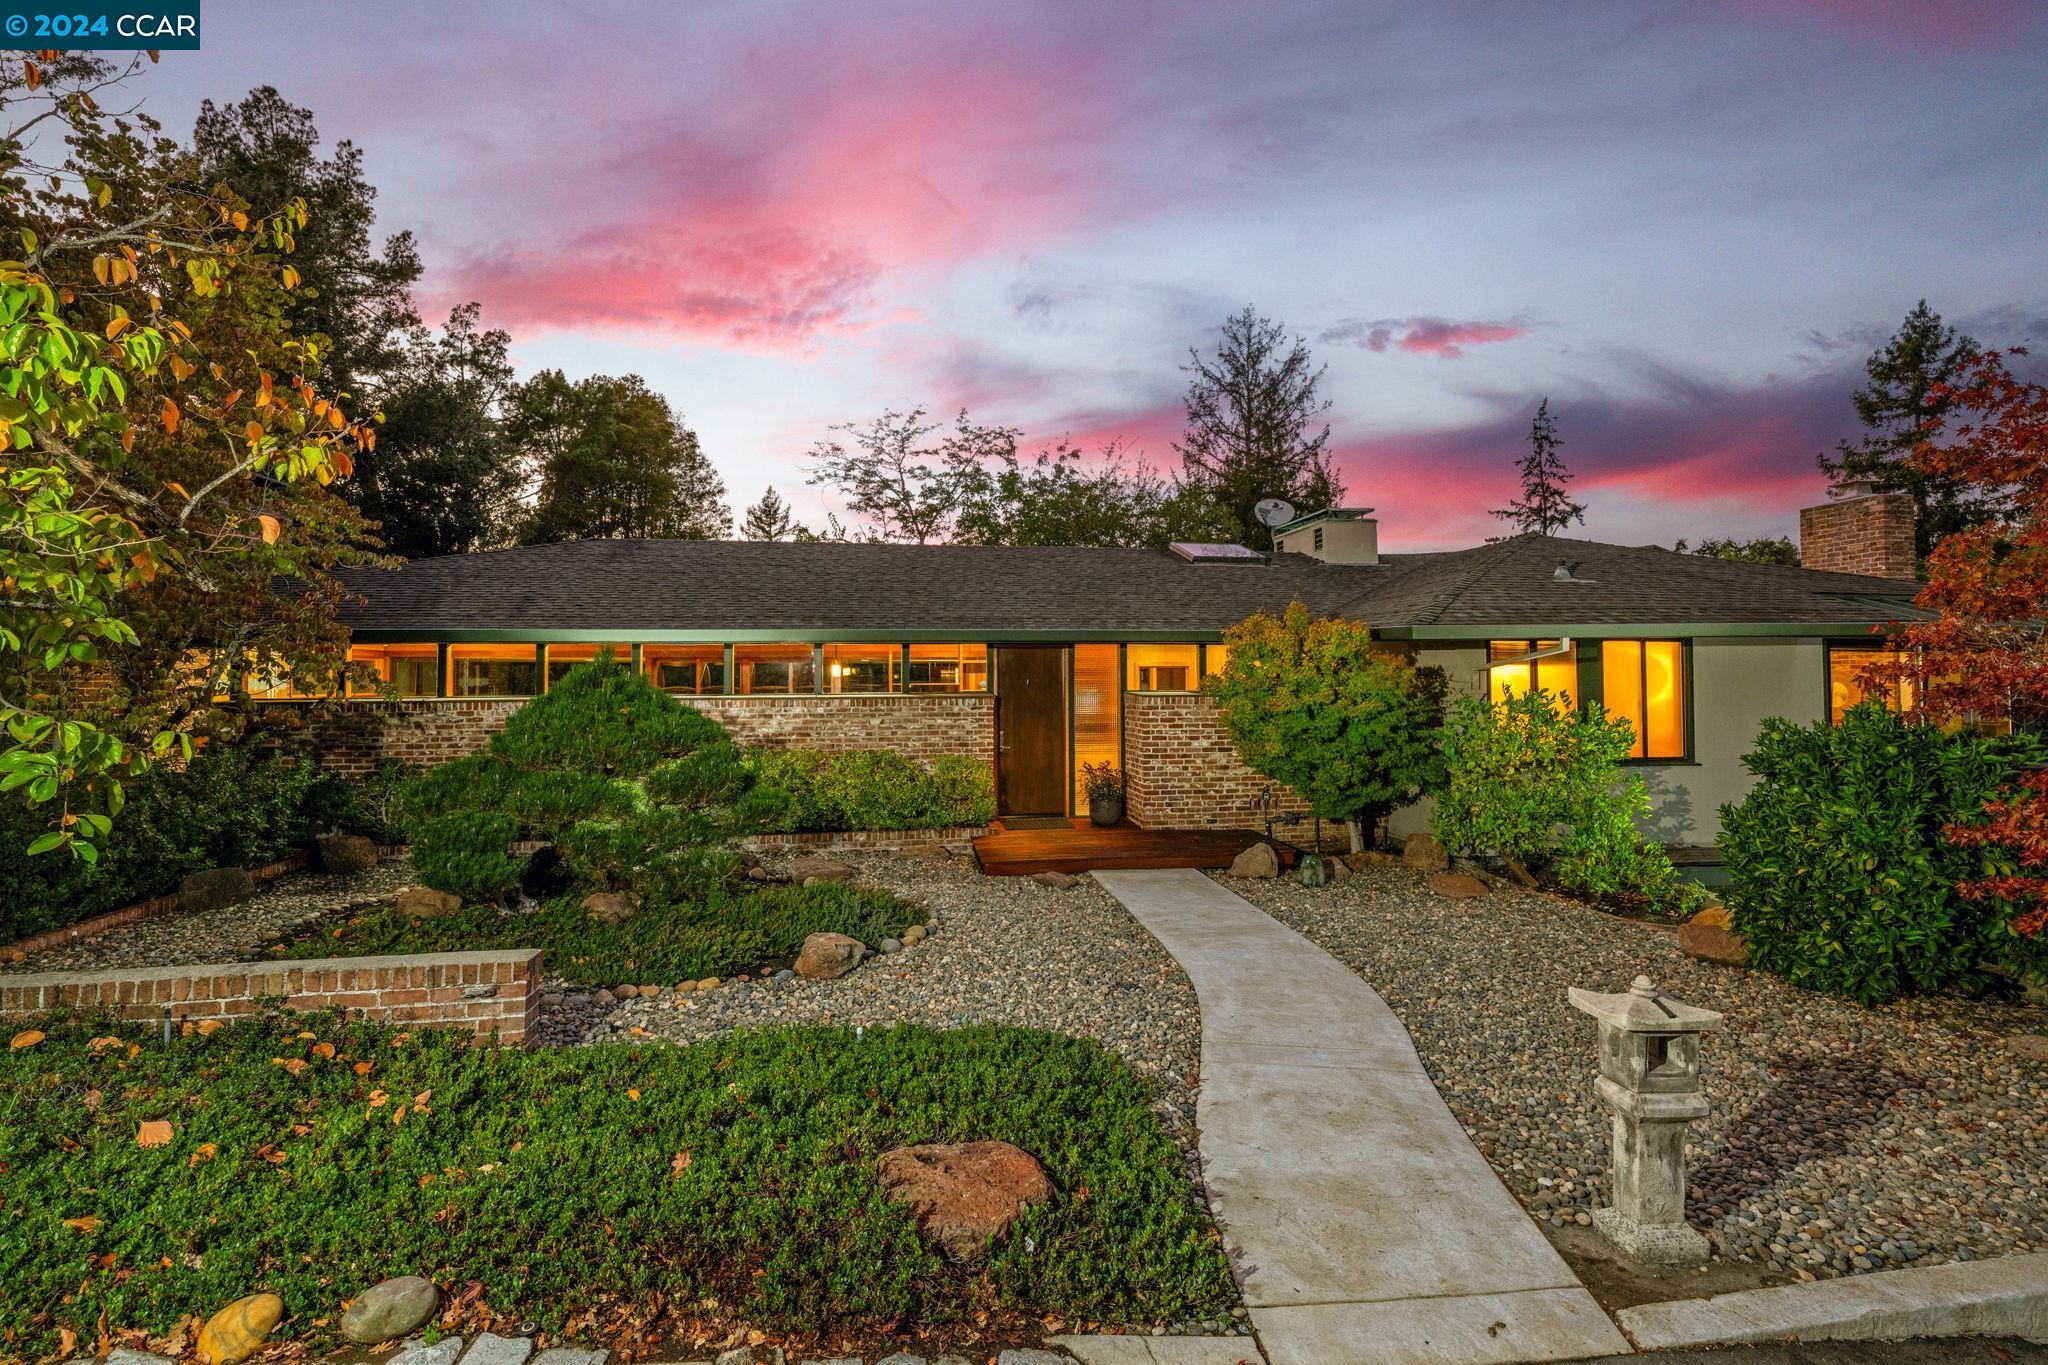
xmin=994 ymin=646 xmax=1068 ymax=816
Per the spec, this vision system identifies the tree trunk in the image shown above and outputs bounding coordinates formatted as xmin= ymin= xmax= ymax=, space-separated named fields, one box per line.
xmin=1345 ymin=819 xmax=1365 ymax=854
xmin=1501 ymin=854 xmax=1540 ymax=889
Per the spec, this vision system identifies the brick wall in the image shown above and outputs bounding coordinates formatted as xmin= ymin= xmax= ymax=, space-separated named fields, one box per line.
xmin=744 ymin=825 xmax=991 ymax=853
xmin=299 ymin=694 xmax=995 ymax=776
xmin=1123 ymin=693 xmax=1311 ymax=831
xmin=1799 ymin=491 xmax=1917 ymax=579
xmin=0 ymin=949 xmax=540 ymax=1044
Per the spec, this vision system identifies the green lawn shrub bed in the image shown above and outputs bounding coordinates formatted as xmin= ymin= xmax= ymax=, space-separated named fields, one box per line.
xmin=0 ymin=1016 xmax=1234 ymax=1353
xmin=749 ymin=749 xmax=996 ymax=833
xmin=266 ymin=882 xmax=925 ymax=985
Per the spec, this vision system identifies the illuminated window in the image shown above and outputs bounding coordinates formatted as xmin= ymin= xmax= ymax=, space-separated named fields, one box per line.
xmin=1486 ymin=640 xmax=1577 ymax=706
xmin=1126 ymin=643 xmax=1201 ymax=692
xmin=1602 ymin=640 xmax=1686 ymax=759
xmin=1073 ymin=644 xmax=1121 ymax=813
xmin=641 ymin=644 xmax=725 ymax=695
xmin=908 ymin=643 xmax=988 ymax=692
xmin=448 ymin=644 xmax=540 ymax=697
xmin=1204 ymin=644 xmax=1231 ymax=678
xmin=544 ymin=643 xmax=631 ymax=690
xmin=1827 ymin=646 xmax=1912 ymax=724
xmin=735 ymin=643 xmax=816 ymax=694
xmin=824 ymin=643 xmax=899 ymax=693
xmin=349 ymin=644 xmax=440 ymax=697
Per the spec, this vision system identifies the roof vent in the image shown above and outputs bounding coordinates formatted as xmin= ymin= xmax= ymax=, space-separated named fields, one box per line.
xmin=1553 ymin=559 xmax=1595 ymax=583
xmin=1170 ymin=542 xmax=1266 ymax=564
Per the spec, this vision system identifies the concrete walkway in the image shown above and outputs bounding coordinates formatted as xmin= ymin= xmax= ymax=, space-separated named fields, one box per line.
xmin=1095 ymin=869 xmax=1628 ymax=1365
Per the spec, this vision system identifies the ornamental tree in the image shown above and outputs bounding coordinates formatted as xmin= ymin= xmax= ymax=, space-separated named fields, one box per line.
xmin=1205 ymin=601 xmax=1445 ymax=851
xmin=1 ymin=52 xmax=373 ymax=858
xmin=1863 ymin=347 xmax=2048 ymax=940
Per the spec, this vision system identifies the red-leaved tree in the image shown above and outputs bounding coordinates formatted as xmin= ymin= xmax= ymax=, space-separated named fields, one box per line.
xmin=1874 ymin=348 xmax=2048 ymax=938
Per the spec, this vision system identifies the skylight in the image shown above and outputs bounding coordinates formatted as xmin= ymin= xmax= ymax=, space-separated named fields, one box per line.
xmin=1170 ymin=542 xmax=1265 ymax=564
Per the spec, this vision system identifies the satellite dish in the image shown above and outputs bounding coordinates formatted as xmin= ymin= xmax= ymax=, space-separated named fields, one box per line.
xmin=1254 ymin=499 xmax=1296 ymax=528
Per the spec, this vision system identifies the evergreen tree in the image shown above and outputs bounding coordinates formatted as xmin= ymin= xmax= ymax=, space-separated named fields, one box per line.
xmin=1819 ymin=301 xmax=1989 ymax=557
xmin=742 ymin=487 xmax=805 ymax=540
xmin=1175 ymin=307 xmax=1343 ymax=541
xmin=509 ymin=373 xmax=730 ymax=544
xmin=1674 ymin=535 xmax=1799 ymax=565
xmin=1491 ymin=398 xmax=1584 ymax=536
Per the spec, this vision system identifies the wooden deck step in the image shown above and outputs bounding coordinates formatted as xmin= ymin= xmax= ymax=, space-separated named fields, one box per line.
xmin=972 ymin=819 xmax=1298 ymax=876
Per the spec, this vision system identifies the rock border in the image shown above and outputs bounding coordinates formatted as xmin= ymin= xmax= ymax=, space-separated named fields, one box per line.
xmin=0 ymin=851 xmax=313 ymax=963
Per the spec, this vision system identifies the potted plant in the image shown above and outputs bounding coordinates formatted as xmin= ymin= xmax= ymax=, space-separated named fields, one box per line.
xmin=1083 ymin=761 xmax=1125 ymax=827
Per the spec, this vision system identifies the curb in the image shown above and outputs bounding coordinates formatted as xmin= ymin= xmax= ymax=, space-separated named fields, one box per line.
xmin=1047 ymin=1336 xmax=1266 ymax=1364
xmin=1614 ymin=1251 xmax=2048 ymax=1349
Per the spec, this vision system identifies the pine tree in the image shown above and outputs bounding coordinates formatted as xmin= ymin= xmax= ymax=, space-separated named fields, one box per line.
xmin=1492 ymin=399 xmax=1584 ymax=536
xmin=1175 ymin=307 xmax=1343 ymax=541
xmin=742 ymin=487 xmax=805 ymax=540
xmin=1819 ymin=301 xmax=1989 ymax=557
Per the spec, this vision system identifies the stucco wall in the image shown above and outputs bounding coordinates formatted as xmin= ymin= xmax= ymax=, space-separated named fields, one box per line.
xmin=1396 ymin=637 xmax=1825 ymax=845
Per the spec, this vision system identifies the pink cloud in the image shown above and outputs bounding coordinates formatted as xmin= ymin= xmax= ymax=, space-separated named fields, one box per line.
xmin=1320 ymin=315 xmax=1532 ymax=359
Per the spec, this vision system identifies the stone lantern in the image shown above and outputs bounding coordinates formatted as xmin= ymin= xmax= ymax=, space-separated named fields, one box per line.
xmin=1568 ymin=974 xmax=1723 ymax=1264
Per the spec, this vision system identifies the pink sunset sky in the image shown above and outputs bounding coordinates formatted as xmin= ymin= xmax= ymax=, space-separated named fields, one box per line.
xmin=152 ymin=0 xmax=2048 ymax=549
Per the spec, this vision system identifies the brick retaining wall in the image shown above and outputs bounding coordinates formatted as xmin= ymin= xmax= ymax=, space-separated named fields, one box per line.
xmin=744 ymin=825 xmax=992 ymax=853
xmin=0 ymin=949 xmax=541 ymax=1044
xmin=1123 ymin=693 xmax=1312 ymax=832
xmin=300 ymin=694 xmax=997 ymax=777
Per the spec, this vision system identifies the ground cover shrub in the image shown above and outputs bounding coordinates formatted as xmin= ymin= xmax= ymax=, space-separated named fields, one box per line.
xmin=749 ymin=749 xmax=996 ymax=832
xmin=268 ymin=882 xmax=925 ymax=985
xmin=0 ymin=745 xmax=372 ymax=944
xmin=1431 ymin=690 xmax=1703 ymax=915
xmin=398 ymin=658 xmax=776 ymax=905
xmin=0 ymin=1015 xmax=1235 ymax=1354
xmin=1721 ymin=702 xmax=2047 ymax=1004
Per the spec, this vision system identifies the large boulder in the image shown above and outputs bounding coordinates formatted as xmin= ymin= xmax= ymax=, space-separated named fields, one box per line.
xmin=877 ymin=1140 xmax=1054 ymax=1261
xmin=198 ymin=1292 xmax=283 ymax=1365
xmin=1402 ymin=833 xmax=1449 ymax=872
xmin=395 ymin=885 xmax=462 ymax=918
xmin=1429 ymin=872 xmax=1490 ymax=899
xmin=317 ymin=833 xmax=379 ymax=876
xmin=1677 ymin=903 xmax=1748 ymax=967
xmin=340 ymin=1275 xmax=439 ymax=1345
xmin=582 ymin=891 xmax=639 ymax=926
xmin=791 ymin=856 xmax=857 ymax=885
xmin=794 ymin=932 xmax=866 ymax=980
xmin=178 ymin=867 xmax=256 ymax=914
xmin=1227 ymin=842 xmax=1280 ymax=878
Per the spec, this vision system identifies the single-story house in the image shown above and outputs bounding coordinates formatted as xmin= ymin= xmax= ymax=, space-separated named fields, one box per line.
xmin=293 ymin=486 xmax=1926 ymax=845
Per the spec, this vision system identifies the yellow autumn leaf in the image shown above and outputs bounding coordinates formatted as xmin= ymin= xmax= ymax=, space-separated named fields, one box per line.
xmin=104 ymin=315 xmax=129 ymax=339
xmin=136 ymin=1120 xmax=174 ymax=1149
xmin=160 ymin=397 xmax=180 ymax=434
xmin=196 ymin=1018 xmax=222 ymax=1035
xmin=87 ymin=1035 xmax=122 ymax=1053
xmin=9 ymin=1029 xmax=44 ymax=1050
xmin=312 ymin=1042 xmax=336 ymax=1060
xmin=256 ymin=514 xmax=281 ymax=544
xmin=272 ymin=1057 xmax=307 ymax=1076
xmin=188 ymin=1142 xmax=217 ymax=1168
xmin=62 ymin=1215 xmax=100 ymax=1234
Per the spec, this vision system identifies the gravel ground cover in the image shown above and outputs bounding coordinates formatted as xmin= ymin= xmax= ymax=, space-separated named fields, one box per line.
xmin=1222 ymin=863 xmax=2048 ymax=1283
xmin=0 ymin=858 xmax=412 ymax=974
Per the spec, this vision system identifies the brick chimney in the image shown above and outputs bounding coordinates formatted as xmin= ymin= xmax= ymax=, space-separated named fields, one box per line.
xmin=1799 ymin=482 xmax=1916 ymax=580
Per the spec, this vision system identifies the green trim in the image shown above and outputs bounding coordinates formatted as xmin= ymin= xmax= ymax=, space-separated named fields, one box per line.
xmin=345 ymin=627 xmax=1228 ymax=645
xmin=1384 ymin=620 xmax=1910 ymax=641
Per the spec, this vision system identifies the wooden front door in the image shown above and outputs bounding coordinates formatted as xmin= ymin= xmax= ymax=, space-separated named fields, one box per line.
xmin=995 ymin=646 xmax=1068 ymax=816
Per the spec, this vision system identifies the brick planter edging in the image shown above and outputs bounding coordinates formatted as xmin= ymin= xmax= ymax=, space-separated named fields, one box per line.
xmin=1 ymin=851 xmax=309 ymax=963
xmin=0 ymin=949 xmax=541 ymax=1045
xmin=744 ymin=825 xmax=992 ymax=853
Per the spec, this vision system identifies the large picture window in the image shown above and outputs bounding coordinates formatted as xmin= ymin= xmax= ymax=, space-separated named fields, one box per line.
xmin=641 ymin=644 xmax=725 ymax=695
xmin=824 ymin=643 xmax=898 ymax=693
xmin=1827 ymin=645 xmax=1913 ymax=723
xmin=544 ymin=643 xmax=631 ymax=690
xmin=1486 ymin=640 xmax=1577 ymax=705
xmin=908 ymin=643 xmax=988 ymax=692
xmin=349 ymin=643 xmax=440 ymax=697
xmin=1126 ymin=643 xmax=1200 ymax=693
xmin=1601 ymin=639 xmax=1686 ymax=760
xmin=735 ymin=643 xmax=816 ymax=694
xmin=448 ymin=644 xmax=540 ymax=697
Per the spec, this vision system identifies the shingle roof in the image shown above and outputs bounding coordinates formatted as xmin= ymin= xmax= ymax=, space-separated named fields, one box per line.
xmin=332 ymin=534 xmax=1925 ymax=638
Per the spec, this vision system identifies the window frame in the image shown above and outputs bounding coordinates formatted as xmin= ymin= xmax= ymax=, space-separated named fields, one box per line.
xmin=1588 ymin=637 xmax=1693 ymax=765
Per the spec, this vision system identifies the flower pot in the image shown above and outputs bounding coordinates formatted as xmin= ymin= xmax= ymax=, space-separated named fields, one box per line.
xmin=1089 ymin=793 xmax=1125 ymax=827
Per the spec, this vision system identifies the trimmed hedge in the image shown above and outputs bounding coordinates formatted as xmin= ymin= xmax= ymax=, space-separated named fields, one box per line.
xmin=750 ymin=749 xmax=996 ymax=833
xmin=0 ymin=1016 xmax=1235 ymax=1353
xmin=0 ymin=746 xmax=383 ymax=945
xmin=267 ymin=881 xmax=925 ymax=986
xmin=1721 ymin=702 xmax=2047 ymax=1003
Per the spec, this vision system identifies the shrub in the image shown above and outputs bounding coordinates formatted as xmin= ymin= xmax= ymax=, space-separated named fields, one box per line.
xmin=0 ymin=1015 xmax=1236 ymax=1354
xmin=397 ymin=658 xmax=765 ymax=904
xmin=0 ymin=745 xmax=349 ymax=944
xmin=750 ymin=748 xmax=996 ymax=833
xmin=1432 ymin=690 xmax=1703 ymax=914
xmin=1720 ymin=702 xmax=2047 ymax=1003
xmin=268 ymin=881 xmax=923 ymax=986
xmin=410 ymin=811 xmax=524 ymax=903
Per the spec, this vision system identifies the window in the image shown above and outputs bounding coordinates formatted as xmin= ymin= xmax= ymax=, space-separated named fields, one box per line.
xmin=1828 ymin=645 xmax=1913 ymax=723
xmin=1486 ymin=640 xmax=1577 ymax=705
xmin=641 ymin=644 xmax=725 ymax=695
xmin=1203 ymin=644 xmax=1231 ymax=678
xmin=735 ymin=643 xmax=816 ymax=694
xmin=544 ymin=643 xmax=631 ymax=690
xmin=349 ymin=644 xmax=439 ymax=697
xmin=908 ymin=643 xmax=988 ymax=692
xmin=1072 ymin=643 xmax=1121 ymax=813
xmin=1126 ymin=643 xmax=1201 ymax=692
xmin=825 ymin=643 xmax=899 ymax=693
xmin=1602 ymin=640 xmax=1686 ymax=760
xmin=448 ymin=644 xmax=540 ymax=697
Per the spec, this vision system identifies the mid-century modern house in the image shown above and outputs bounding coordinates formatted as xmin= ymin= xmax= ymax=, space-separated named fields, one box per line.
xmin=296 ymin=486 xmax=1926 ymax=846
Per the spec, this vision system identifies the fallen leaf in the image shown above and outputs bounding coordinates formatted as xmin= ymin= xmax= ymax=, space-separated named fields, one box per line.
xmin=391 ymin=1105 xmax=408 ymax=1126
xmin=312 ymin=1042 xmax=336 ymax=1060
xmin=136 ymin=1121 xmax=173 ymax=1149
xmin=197 ymin=1019 xmax=222 ymax=1036
xmin=627 ymin=1089 xmax=640 ymax=1102
xmin=353 ymin=1061 xmax=373 ymax=1076
xmin=87 ymin=1036 xmax=122 ymax=1053
xmin=9 ymin=1030 xmax=44 ymax=1050
xmin=188 ymin=1143 xmax=217 ymax=1168
xmin=58 ymin=1329 xmax=76 ymax=1358
xmin=669 ymin=1151 xmax=692 ymax=1178
xmin=254 ymin=1143 xmax=287 ymax=1166
xmin=63 ymin=1216 xmax=101 ymax=1234
xmin=367 ymin=1089 xmax=389 ymax=1108
xmin=272 ymin=1057 xmax=307 ymax=1076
